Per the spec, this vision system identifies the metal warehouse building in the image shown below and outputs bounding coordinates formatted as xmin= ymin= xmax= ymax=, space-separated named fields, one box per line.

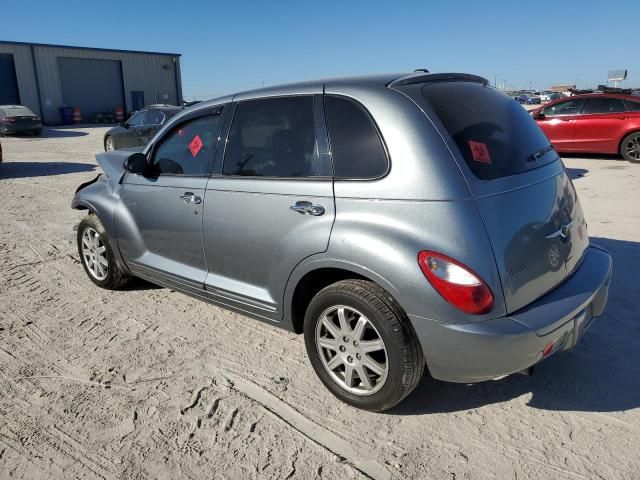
xmin=0 ymin=41 xmax=182 ymax=125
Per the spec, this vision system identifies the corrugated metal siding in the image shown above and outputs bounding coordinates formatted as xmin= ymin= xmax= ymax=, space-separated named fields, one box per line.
xmin=33 ymin=46 xmax=179 ymax=124
xmin=0 ymin=42 xmax=181 ymax=124
xmin=0 ymin=43 xmax=41 ymax=117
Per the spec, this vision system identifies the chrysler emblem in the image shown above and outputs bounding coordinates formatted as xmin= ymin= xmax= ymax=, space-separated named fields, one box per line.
xmin=546 ymin=220 xmax=573 ymax=240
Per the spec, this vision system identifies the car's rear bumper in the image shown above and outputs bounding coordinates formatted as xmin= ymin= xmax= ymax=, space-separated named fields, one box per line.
xmin=1 ymin=124 xmax=42 ymax=133
xmin=410 ymin=245 xmax=612 ymax=383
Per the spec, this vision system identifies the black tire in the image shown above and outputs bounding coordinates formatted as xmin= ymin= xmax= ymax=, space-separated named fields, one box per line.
xmin=303 ymin=279 xmax=424 ymax=412
xmin=620 ymin=132 xmax=640 ymax=163
xmin=77 ymin=214 xmax=130 ymax=289
xmin=32 ymin=129 xmax=42 ymax=136
xmin=104 ymin=135 xmax=116 ymax=151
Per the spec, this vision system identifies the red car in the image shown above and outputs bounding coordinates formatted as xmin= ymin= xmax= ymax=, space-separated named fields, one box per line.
xmin=530 ymin=93 xmax=640 ymax=162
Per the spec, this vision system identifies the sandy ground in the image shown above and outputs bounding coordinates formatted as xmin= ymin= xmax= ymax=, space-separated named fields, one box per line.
xmin=0 ymin=126 xmax=638 ymax=480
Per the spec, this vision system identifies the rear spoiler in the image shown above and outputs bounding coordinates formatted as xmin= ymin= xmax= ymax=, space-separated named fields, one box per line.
xmin=389 ymin=72 xmax=489 ymax=88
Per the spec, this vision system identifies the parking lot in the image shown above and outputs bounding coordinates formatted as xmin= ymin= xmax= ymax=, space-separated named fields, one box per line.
xmin=0 ymin=127 xmax=639 ymax=479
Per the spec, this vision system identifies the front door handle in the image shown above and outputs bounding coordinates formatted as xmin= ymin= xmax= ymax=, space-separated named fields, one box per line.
xmin=179 ymin=192 xmax=202 ymax=204
xmin=290 ymin=200 xmax=325 ymax=216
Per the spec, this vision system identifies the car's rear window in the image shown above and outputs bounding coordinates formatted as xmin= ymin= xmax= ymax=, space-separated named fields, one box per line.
xmin=422 ymin=82 xmax=556 ymax=180
xmin=2 ymin=106 xmax=35 ymax=117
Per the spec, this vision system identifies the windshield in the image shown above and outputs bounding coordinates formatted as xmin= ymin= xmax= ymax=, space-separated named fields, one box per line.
xmin=422 ymin=82 xmax=557 ymax=180
xmin=1 ymin=106 xmax=36 ymax=117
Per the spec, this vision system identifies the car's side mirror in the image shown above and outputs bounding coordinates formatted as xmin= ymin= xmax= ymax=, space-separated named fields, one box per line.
xmin=121 ymin=122 xmax=129 ymax=129
xmin=124 ymin=152 xmax=148 ymax=175
xmin=532 ymin=111 xmax=545 ymax=120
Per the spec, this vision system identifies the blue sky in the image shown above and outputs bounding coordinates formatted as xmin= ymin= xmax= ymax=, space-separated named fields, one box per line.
xmin=4 ymin=0 xmax=639 ymax=99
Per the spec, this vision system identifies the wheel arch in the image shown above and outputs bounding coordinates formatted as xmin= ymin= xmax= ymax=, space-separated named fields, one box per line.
xmin=284 ymin=259 xmax=402 ymax=334
xmin=619 ymin=128 xmax=640 ymax=151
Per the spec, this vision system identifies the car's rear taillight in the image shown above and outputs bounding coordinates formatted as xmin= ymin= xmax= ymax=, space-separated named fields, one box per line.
xmin=1 ymin=117 xmax=14 ymax=123
xmin=418 ymin=251 xmax=494 ymax=314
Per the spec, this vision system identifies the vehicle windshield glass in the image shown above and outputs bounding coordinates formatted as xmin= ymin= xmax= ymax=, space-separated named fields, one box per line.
xmin=422 ymin=82 xmax=557 ymax=180
xmin=2 ymin=106 xmax=35 ymax=117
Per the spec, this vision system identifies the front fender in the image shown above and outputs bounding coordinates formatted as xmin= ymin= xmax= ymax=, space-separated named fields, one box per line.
xmin=71 ymin=176 xmax=129 ymax=273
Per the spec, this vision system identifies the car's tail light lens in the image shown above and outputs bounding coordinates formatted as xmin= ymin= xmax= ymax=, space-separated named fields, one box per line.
xmin=1 ymin=117 xmax=14 ymax=123
xmin=418 ymin=251 xmax=494 ymax=314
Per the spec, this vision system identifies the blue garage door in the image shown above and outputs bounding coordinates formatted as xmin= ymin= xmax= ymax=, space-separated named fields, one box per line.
xmin=0 ymin=54 xmax=20 ymax=105
xmin=58 ymin=57 xmax=125 ymax=122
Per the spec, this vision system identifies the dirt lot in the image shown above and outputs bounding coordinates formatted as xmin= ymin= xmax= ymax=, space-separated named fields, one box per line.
xmin=0 ymin=126 xmax=638 ymax=480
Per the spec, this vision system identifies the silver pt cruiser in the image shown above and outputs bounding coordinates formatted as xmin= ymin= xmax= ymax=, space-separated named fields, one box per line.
xmin=72 ymin=72 xmax=612 ymax=411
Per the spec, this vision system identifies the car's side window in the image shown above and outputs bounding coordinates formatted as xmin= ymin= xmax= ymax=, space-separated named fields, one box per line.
xmin=146 ymin=110 xmax=164 ymax=125
xmin=127 ymin=111 xmax=147 ymax=127
xmin=542 ymin=99 xmax=585 ymax=117
xmin=149 ymin=114 xmax=221 ymax=176
xmin=583 ymin=98 xmax=626 ymax=114
xmin=626 ymin=100 xmax=640 ymax=111
xmin=223 ymin=96 xmax=326 ymax=177
xmin=324 ymin=95 xmax=388 ymax=179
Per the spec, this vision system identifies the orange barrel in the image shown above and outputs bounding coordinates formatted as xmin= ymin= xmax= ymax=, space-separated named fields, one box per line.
xmin=115 ymin=107 xmax=124 ymax=123
xmin=73 ymin=107 xmax=82 ymax=124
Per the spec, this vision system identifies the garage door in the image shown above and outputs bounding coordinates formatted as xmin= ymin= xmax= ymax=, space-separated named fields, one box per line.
xmin=58 ymin=57 xmax=125 ymax=122
xmin=0 ymin=54 xmax=20 ymax=105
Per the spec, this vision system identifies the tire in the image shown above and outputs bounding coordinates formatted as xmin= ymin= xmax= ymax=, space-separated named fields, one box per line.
xmin=303 ymin=279 xmax=424 ymax=412
xmin=620 ymin=132 xmax=640 ymax=163
xmin=77 ymin=214 xmax=130 ymax=289
xmin=32 ymin=129 xmax=42 ymax=136
xmin=104 ymin=135 xmax=115 ymax=151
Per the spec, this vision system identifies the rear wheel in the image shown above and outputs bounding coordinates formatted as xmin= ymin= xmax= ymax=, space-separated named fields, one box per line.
xmin=32 ymin=129 xmax=42 ymax=136
xmin=303 ymin=280 xmax=424 ymax=412
xmin=77 ymin=214 xmax=130 ymax=289
xmin=620 ymin=132 xmax=640 ymax=163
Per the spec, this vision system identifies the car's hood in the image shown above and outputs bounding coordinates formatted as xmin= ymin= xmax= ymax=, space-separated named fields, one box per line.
xmin=95 ymin=147 xmax=144 ymax=184
xmin=105 ymin=125 xmax=128 ymax=136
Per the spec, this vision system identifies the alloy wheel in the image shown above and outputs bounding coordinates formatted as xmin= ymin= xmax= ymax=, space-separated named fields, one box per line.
xmin=623 ymin=134 xmax=640 ymax=161
xmin=105 ymin=136 xmax=114 ymax=151
xmin=81 ymin=227 xmax=108 ymax=281
xmin=315 ymin=305 xmax=388 ymax=396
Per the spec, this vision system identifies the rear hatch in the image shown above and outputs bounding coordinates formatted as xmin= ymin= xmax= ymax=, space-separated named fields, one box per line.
xmin=421 ymin=80 xmax=590 ymax=313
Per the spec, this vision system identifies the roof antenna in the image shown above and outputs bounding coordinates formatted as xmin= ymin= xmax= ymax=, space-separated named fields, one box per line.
xmin=414 ymin=68 xmax=429 ymax=73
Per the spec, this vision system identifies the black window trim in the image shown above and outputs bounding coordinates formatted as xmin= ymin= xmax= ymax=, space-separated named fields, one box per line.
xmin=143 ymin=105 xmax=226 ymax=178
xmin=324 ymin=94 xmax=391 ymax=181
xmin=217 ymin=94 xmax=333 ymax=181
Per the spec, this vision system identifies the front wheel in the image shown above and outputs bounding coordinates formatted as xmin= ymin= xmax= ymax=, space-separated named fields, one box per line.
xmin=104 ymin=135 xmax=115 ymax=151
xmin=620 ymin=132 xmax=640 ymax=163
xmin=304 ymin=280 xmax=424 ymax=412
xmin=77 ymin=214 xmax=130 ymax=289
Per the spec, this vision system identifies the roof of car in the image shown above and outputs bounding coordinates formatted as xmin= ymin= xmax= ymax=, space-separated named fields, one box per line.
xmin=188 ymin=72 xmax=491 ymax=112
xmin=564 ymin=93 xmax=640 ymax=101
xmin=143 ymin=105 xmax=183 ymax=112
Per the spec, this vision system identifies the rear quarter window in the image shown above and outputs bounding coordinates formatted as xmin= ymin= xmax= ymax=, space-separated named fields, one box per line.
xmin=422 ymin=82 xmax=556 ymax=180
xmin=324 ymin=96 xmax=388 ymax=179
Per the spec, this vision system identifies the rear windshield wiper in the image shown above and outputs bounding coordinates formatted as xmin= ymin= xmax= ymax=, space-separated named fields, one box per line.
xmin=527 ymin=145 xmax=555 ymax=162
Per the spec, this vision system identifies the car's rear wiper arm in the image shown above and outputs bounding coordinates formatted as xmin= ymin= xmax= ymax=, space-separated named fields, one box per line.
xmin=527 ymin=145 xmax=555 ymax=162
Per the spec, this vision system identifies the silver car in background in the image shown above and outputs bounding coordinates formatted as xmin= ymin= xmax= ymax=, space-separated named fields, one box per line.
xmin=72 ymin=72 xmax=612 ymax=411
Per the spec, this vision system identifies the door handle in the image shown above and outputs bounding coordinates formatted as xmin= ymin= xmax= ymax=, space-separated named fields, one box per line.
xmin=290 ymin=200 xmax=325 ymax=216
xmin=179 ymin=192 xmax=202 ymax=204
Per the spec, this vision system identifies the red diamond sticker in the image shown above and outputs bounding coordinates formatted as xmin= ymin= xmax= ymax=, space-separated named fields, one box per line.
xmin=189 ymin=134 xmax=203 ymax=157
xmin=468 ymin=140 xmax=491 ymax=164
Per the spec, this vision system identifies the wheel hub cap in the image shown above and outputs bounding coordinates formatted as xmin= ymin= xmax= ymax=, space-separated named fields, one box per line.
xmin=315 ymin=305 xmax=388 ymax=396
xmin=81 ymin=227 xmax=108 ymax=281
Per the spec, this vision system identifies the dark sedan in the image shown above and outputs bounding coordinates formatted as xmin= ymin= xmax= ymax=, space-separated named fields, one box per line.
xmin=0 ymin=105 xmax=42 ymax=136
xmin=103 ymin=105 xmax=182 ymax=151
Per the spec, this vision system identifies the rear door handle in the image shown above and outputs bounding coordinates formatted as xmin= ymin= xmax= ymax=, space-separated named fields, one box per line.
xmin=290 ymin=201 xmax=325 ymax=216
xmin=179 ymin=192 xmax=202 ymax=204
